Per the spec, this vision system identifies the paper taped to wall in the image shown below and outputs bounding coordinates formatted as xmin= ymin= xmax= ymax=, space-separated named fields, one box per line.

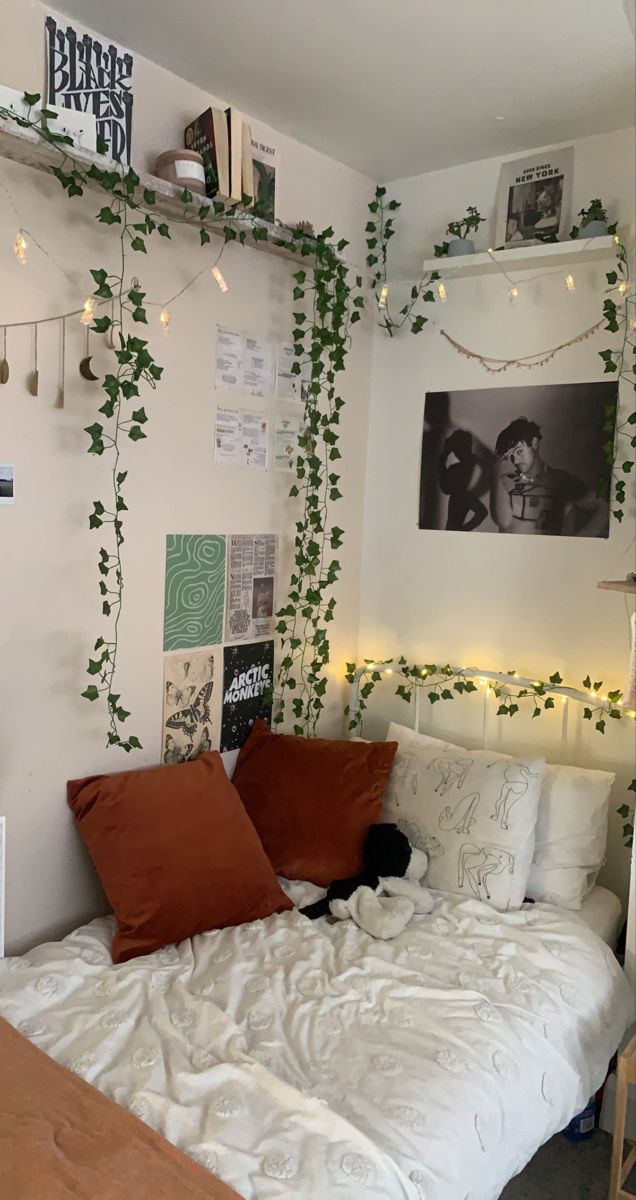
xmin=225 ymin=534 xmax=277 ymax=643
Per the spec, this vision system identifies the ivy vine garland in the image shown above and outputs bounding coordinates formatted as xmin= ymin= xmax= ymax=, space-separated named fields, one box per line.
xmin=365 ymin=185 xmax=636 ymax=520
xmin=1 ymin=94 xmax=363 ymax=748
xmin=365 ymin=186 xmax=439 ymax=336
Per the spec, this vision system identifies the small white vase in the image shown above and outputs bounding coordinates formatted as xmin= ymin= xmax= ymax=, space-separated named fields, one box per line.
xmin=447 ymin=238 xmax=475 ymax=257
xmin=579 ymin=220 xmax=608 ymax=238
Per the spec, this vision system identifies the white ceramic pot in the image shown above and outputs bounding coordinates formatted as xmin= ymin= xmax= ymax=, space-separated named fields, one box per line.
xmin=579 ymin=220 xmax=609 ymax=238
xmin=447 ymin=238 xmax=475 ymax=257
xmin=155 ymin=149 xmax=206 ymax=196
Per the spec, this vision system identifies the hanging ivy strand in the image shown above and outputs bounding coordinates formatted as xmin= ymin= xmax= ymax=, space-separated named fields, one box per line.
xmin=597 ymin=236 xmax=635 ymax=523
xmin=1 ymin=94 xmax=363 ymax=747
xmin=275 ymin=233 xmax=364 ymax=735
xmin=365 ymin=186 xmax=439 ymax=336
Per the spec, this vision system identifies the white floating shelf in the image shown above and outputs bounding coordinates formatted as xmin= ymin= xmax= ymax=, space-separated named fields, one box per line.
xmin=421 ymin=236 xmax=617 ymax=278
xmin=0 ymin=117 xmax=315 ymax=266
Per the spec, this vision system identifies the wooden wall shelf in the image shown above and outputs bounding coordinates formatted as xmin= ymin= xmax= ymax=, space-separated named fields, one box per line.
xmin=597 ymin=580 xmax=636 ymax=595
xmin=0 ymin=118 xmax=316 ymax=267
xmin=420 ymin=236 xmax=617 ymax=279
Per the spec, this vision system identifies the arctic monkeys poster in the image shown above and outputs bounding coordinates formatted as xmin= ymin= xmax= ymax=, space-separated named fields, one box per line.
xmin=220 ymin=640 xmax=274 ymax=752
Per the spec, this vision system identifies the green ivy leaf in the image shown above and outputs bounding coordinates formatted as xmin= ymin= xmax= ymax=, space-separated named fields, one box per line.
xmin=81 ymin=684 xmax=100 ymax=701
xmin=131 ymin=407 xmax=148 ymax=424
xmin=128 ymin=425 xmax=147 ymax=441
xmin=130 ymin=236 xmax=147 ymax=253
xmin=97 ymin=207 xmax=121 ymax=225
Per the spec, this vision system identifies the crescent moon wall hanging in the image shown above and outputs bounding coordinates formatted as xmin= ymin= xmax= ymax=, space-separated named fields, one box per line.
xmin=55 ymin=317 xmax=65 ymax=409
xmin=28 ymin=323 xmax=39 ymax=396
xmin=0 ymin=327 xmax=8 ymax=384
xmin=79 ymin=324 xmax=99 ymax=382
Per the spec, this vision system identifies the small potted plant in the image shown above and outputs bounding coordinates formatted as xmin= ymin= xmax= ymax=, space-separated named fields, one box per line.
xmin=435 ymin=206 xmax=485 ymax=257
xmin=570 ymin=199 xmax=613 ymax=239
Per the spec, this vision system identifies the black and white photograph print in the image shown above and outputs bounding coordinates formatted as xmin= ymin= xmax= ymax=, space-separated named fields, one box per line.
xmin=0 ymin=464 xmax=15 ymax=504
xmin=419 ymin=382 xmax=618 ymax=539
xmin=252 ymin=575 xmax=274 ymax=620
xmin=494 ymin=148 xmax=573 ymax=248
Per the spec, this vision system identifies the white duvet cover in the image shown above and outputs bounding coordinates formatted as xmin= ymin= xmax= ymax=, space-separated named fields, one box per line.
xmin=0 ymin=883 xmax=631 ymax=1200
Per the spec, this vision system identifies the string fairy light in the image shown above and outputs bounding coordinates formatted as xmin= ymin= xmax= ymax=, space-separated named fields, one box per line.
xmin=377 ymin=284 xmax=389 ymax=310
xmin=565 ymin=273 xmax=576 ymax=292
xmin=617 ymin=280 xmax=628 ymax=296
xmin=436 ymin=280 xmax=447 ymax=303
xmin=159 ymin=307 xmax=171 ymax=333
xmin=14 ymin=229 xmax=27 ymax=265
xmin=508 ymin=285 xmax=519 ymax=304
xmin=80 ymin=296 xmax=95 ymax=326
xmin=211 ymin=265 xmax=229 ymax=293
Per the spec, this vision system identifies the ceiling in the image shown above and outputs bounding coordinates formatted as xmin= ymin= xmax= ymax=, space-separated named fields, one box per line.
xmin=54 ymin=0 xmax=636 ymax=180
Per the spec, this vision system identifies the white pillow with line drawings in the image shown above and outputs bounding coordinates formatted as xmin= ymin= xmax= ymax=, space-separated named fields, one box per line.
xmin=384 ymin=723 xmax=545 ymax=912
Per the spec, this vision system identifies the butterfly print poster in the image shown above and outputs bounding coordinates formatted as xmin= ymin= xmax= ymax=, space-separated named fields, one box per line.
xmin=164 ymin=534 xmax=226 ymax=651
xmin=221 ymin=640 xmax=274 ymax=752
xmin=162 ymin=645 xmax=220 ymax=764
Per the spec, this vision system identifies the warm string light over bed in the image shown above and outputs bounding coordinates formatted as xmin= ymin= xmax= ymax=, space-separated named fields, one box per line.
xmin=346 ymin=658 xmax=636 ymax=732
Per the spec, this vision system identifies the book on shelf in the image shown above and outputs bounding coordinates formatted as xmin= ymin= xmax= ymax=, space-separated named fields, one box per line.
xmin=246 ymin=127 xmax=278 ymax=222
xmin=184 ymin=107 xmax=229 ymax=197
xmin=225 ymin=106 xmax=245 ymax=201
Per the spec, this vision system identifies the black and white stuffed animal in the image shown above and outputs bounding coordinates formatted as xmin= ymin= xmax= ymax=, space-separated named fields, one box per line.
xmin=300 ymin=823 xmax=433 ymax=939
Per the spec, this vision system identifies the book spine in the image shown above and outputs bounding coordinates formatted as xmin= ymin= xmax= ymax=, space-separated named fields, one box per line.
xmin=185 ymin=111 xmax=219 ymax=198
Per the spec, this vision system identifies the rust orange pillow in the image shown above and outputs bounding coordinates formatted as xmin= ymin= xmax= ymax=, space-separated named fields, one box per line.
xmin=231 ymin=720 xmax=398 ymax=885
xmin=67 ymin=751 xmax=292 ymax=963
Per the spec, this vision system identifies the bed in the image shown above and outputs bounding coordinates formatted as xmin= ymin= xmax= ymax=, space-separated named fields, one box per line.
xmin=0 ymin=878 xmax=631 ymax=1200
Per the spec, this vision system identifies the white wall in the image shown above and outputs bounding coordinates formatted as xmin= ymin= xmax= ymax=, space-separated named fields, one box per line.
xmin=0 ymin=0 xmax=375 ymax=952
xmin=359 ymin=128 xmax=636 ymax=909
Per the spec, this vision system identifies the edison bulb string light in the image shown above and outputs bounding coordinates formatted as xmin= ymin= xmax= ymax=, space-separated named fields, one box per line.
xmin=14 ymin=229 xmax=27 ymax=265
xmin=80 ymin=296 xmax=95 ymax=326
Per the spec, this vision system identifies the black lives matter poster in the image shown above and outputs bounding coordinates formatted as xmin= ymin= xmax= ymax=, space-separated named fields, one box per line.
xmin=46 ymin=16 xmax=134 ymax=163
xmin=220 ymin=640 xmax=274 ymax=752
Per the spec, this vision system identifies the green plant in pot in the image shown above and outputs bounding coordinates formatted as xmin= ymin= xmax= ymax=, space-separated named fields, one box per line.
xmin=435 ymin=205 xmax=485 ymax=257
xmin=570 ymin=199 xmax=615 ymax=240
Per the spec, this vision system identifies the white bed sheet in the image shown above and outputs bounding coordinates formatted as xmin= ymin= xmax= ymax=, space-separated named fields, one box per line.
xmin=0 ymin=885 xmax=632 ymax=1200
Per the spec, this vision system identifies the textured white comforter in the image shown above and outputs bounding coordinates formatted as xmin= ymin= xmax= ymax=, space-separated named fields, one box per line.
xmin=0 ymin=883 xmax=631 ymax=1200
